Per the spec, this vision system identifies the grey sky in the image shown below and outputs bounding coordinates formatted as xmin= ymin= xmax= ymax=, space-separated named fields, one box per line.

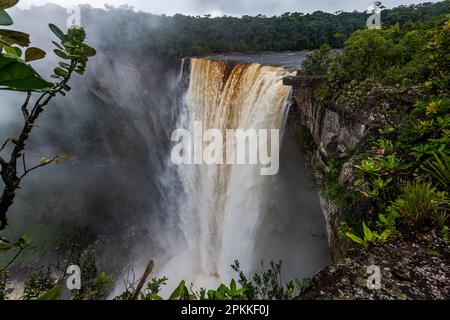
xmin=17 ymin=0 xmax=441 ymax=16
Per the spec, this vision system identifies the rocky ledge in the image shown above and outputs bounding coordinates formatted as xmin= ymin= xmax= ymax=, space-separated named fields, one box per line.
xmin=302 ymin=229 xmax=449 ymax=300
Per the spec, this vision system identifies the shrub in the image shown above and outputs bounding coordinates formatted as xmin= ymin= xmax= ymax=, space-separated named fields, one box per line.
xmin=302 ymin=44 xmax=333 ymax=75
xmin=298 ymin=125 xmax=317 ymax=152
xmin=23 ymin=268 xmax=56 ymax=300
xmin=421 ymin=151 xmax=450 ymax=190
xmin=390 ymin=181 xmax=449 ymax=227
xmin=325 ymin=159 xmax=364 ymax=231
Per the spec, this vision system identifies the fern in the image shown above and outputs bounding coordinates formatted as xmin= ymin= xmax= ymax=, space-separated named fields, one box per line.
xmin=421 ymin=151 xmax=450 ymax=189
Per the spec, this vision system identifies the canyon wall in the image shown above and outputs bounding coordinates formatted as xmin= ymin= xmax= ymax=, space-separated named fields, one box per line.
xmin=284 ymin=73 xmax=421 ymax=258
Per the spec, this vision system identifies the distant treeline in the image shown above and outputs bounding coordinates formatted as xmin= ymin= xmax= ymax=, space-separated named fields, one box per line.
xmin=85 ymin=1 xmax=449 ymax=59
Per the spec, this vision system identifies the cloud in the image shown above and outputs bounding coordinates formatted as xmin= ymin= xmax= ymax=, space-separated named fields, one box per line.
xmin=17 ymin=0 xmax=441 ymax=16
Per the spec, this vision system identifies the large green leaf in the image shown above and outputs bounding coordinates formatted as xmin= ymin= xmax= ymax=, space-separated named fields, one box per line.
xmin=0 ymin=0 xmax=18 ymax=10
xmin=49 ymin=23 xmax=66 ymax=41
xmin=25 ymin=47 xmax=46 ymax=62
xmin=38 ymin=283 xmax=63 ymax=300
xmin=169 ymin=280 xmax=186 ymax=300
xmin=0 ymin=29 xmax=30 ymax=46
xmin=345 ymin=232 xmax=367 ymax=247
xmin=53 ymin=49 xmax=71 ymax=60
xmin=363 ymin=222 xmax=373 ymax=242
xmin=0 ymin=9 xmax=12 ymax=25
xmin=3 ymin=45 xmax=21 ymax=57
xmin=81 ymin=43 xmax=96 ymax=57
xmin=0 ymin=53 xmax=50 ymax=91
xmin=54 ymin=67 xmax=68 ymax=77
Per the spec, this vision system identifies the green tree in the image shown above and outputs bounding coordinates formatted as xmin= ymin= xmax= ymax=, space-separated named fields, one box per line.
xmin=302 ymin=44 xmax=333 ymax=75
xmin=0 ymin=1 xmax=96 ymax=231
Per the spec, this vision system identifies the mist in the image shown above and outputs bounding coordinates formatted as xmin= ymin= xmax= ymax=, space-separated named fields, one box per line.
xmin=1 ymin=4 xmax=185 ymax=275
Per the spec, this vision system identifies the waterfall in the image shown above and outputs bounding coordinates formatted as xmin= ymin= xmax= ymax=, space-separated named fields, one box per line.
xmin=161 ymin=58 xmax=296 ymax=289
xmin=178 ymin=58 xmax=186 ymax=82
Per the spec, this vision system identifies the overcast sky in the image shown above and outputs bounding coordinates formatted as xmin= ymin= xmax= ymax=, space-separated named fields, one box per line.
xmin=17 ymin=0 xmax=441 ymax=16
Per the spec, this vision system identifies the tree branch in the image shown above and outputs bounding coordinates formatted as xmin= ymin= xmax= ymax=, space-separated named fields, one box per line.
xmin=22 ymin=153 xmax=27 ymax=174
xmin=131 ymin=260 xmax=155 ymax=300
xmin=19 ymin=155 xmax=60 ymax=180
xmin=0 ymin=139 xmax=8 ymax=153
xmin=21 ymin=92 xmax=31 ymax=121
xmin=0 ymin=156 xmax=6 ymax=168
xmin=0 ymin=246 xmax=25 ymax=273
xmin=0 ymin=61 xmax=78 ymax=231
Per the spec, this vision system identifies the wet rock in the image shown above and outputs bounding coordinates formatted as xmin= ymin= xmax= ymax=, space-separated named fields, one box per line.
xmin=302 ymin=230 xmax=450 ymax=300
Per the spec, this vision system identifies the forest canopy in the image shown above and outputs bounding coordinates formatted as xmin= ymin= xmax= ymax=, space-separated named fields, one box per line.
xmin=85 ymin=1 xmax=450 ymax=59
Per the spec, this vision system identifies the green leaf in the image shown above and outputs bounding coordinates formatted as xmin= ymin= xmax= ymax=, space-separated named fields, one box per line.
xmin=67 ymin=26 xmax=86 ymax=43
xmin=58 ymin=83 xmax=71 ymax=92
xmin=25 ymin=47 xmax=46 ymax=62
xmin=3 ymin=45 xmax=21 ymax=57
xmin=0 ymin=9 xmax=13 ymax=25
xmin=378 ymin=214 xmax=388 ymax=226
xmin=52 ymin=41 xmax=64 ymax=50
xmin=53 ymin=49 xmax=71 ymax=60
xmin=363 ymin=222 xmax=373 ymax=242
xmin=0 ymin=0 xmax=18 ymax=10
xmin=74 ymin=67 xmax=85 ymax=75
xmin=38 ymin=283 xmax=63 ymax=300
xmin=58 ymin=62 xmax=70 ymax=68
xmin=0 ymin=29 xmax=30 ymax=46
xmin=169 ymin=281 xmax=186 ymax=300
xmin=345 ymin=232 xmax=365 ymax=246
xmin=17 ymin=234 xmax=31 ymax=247
xmin=150 ymin=294 xmax=164 ymax=300
xmin=0 ymin=53 xmax=50 ymax=91
xmin=230 ymin=279 xmax=236 ymax=292
xmin=54 ymin=67 xmax=68 ymax=78
xmin=49 ymin=23 xmax=66 ymax=41
xmin=81 ymin=43 xmax=96 ymax=57
xmin=295 ymin=277 xmax=312 ymax=291
xmin=0 ymin=241 xmax=14 ymax=251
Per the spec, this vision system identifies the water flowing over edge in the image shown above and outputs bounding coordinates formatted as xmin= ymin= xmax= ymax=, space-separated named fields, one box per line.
xmin=158 ymin=58 xmax=296 ymax=290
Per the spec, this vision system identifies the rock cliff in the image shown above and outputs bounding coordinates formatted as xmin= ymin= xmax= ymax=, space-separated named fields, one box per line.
xmin=284 ymin=73 xmax=449 ymax=300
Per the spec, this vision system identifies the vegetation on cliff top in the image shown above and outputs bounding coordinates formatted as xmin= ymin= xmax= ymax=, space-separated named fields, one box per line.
xmin=89 ymin=1 xmax=449 ymax=59
xmin=302 ymin=11 xmax=449 ymax=252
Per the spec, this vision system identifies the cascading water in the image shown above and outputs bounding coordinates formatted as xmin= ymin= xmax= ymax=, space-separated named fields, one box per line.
xmin=178 ymin=58 xmax=186 ymax=82
xmin=158 ymin=57 xmax=330 ymax=291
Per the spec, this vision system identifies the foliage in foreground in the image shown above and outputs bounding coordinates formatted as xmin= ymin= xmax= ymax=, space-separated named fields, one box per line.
xmin=0 ymin=257 xmax=311 ymax=301
xmin=0 ymin=1 xmax=96 ymax=233
xmin=0 ymin=244 xmax=113 ymax=300
xmin=115 ymin=261 xmax=311 ymax=301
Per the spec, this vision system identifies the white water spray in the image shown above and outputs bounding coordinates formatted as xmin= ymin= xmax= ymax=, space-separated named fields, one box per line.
xmin=159 ymin=58 xmax=295 ymax=289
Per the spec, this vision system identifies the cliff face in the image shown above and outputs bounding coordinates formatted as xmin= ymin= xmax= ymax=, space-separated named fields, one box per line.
xmin=285 ymin=73 xmax=422 ymax=163
xmin=284 ymin=74 xmax=450 ymax=300
xmin=284 ymin=74 xmax=367 ymax=162
xmin=284 ymin=73 xmax=371 ymax=259
xmin=285 ymin=73 xmax=423 ymax=259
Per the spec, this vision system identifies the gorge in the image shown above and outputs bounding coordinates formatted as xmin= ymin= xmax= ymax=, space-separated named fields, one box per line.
xmin=153 ymin=56 xmax=331 ymax=292
xmin=1 ymin=2 xmax=448 ymax=301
